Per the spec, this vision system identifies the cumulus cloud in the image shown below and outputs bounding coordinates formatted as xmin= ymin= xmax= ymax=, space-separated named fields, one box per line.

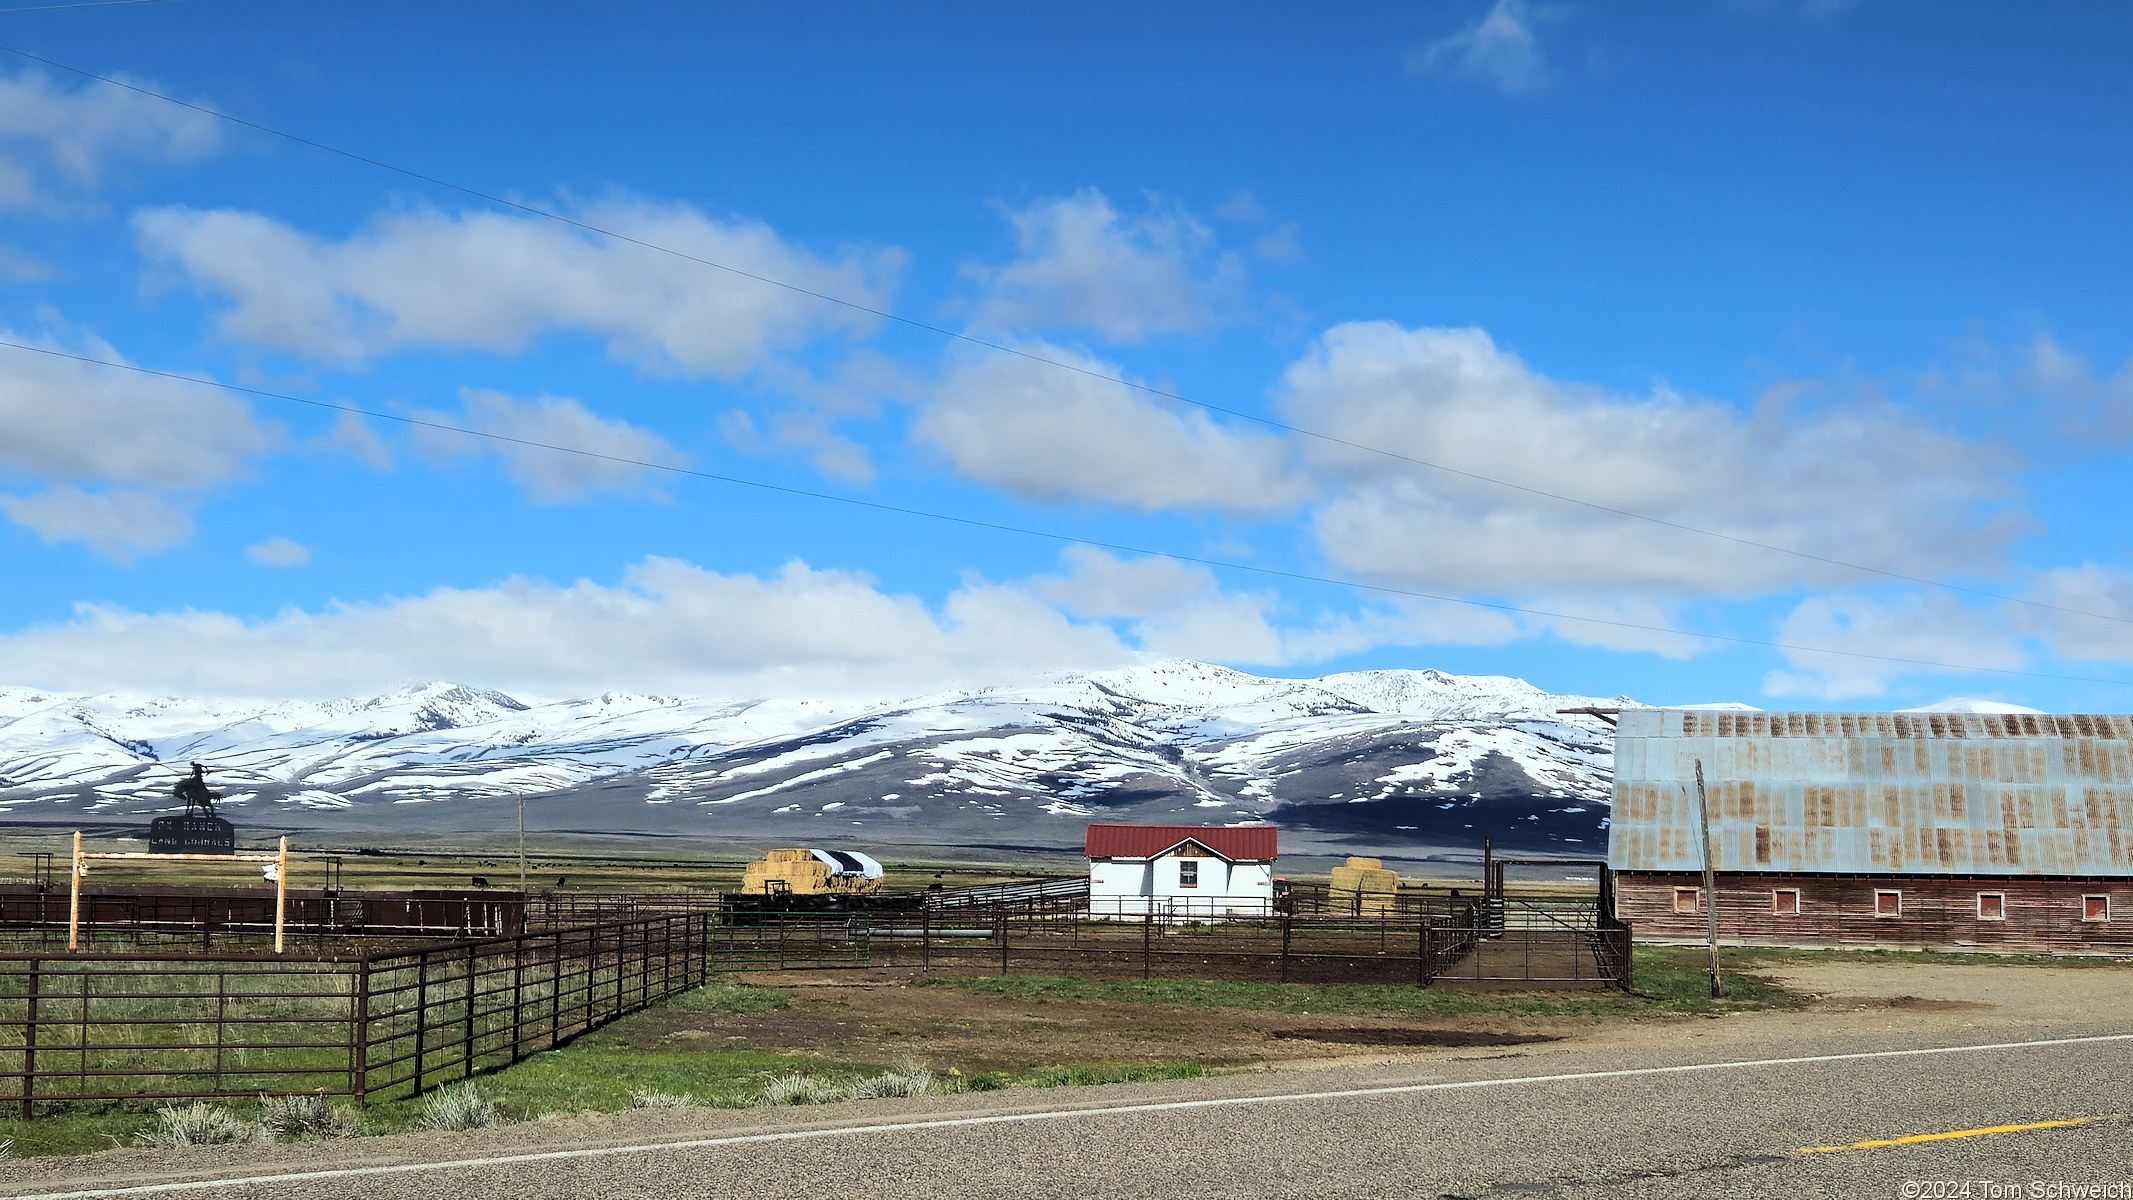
xmin=1282 ymin=322 xmax=2018 ymax=599
xmin=0 ymin=557 xmax=1139 ymax=701
xmin=0 ymin=69 xmax=219 ymax=209
xmin=0 ymin=334 xmax=276 ymax=557
xmin=1407 ymin=0 xmax=1554 ymax=95
xmin=412 ymin=388 xmax=687 ymax=502
xmin=134 ymin=199 xmax=903 ymax=375
xmin=1 ymin=486 xmax=194 ymax=561
xmin=1761 ymin=593 xmax=2026 ymax=700
xmin=2020 ymin=565 xmax=2133 ymax=664
xmin=916 ymin=343 xmax=1308 ymax=514
xmin=968 ymin=189 xmax=1245 ymax=342
xmin=244 ymin=536 xmax=310 ymax=567
xmin=1031 ymin=547 xmax=1484 ymax=666
xmin=0 ymin=334 xmax=275 ymax=489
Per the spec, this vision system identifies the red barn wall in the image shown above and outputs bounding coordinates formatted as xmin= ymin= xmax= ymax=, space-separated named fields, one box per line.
xmin=1615 ymin=872 xmax=2133 ymax=953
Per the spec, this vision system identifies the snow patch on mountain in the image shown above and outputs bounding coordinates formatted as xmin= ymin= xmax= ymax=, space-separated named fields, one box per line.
xmin=0 ymin=662 xmax=1640 ymax=852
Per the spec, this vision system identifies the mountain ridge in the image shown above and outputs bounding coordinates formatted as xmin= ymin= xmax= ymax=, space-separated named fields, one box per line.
xmin=0 ymin=661 xmax=1632 ymax=856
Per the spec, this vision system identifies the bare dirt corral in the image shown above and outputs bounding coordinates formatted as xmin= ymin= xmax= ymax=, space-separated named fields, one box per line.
xmin=675 ymin=958 xmax=2133 ymax=1073
xmin=630 ymin=969 xmax=1580 ymax=1071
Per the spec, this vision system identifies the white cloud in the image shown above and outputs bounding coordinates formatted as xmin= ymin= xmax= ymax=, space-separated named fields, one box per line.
xmin=917 ymin=342 xmax=1308 ymax=514
xmin=1283 ymin=322 xmax=2017 ymax=598
xmin=2020 ymin=565 xmax=2133 ymax=663
xmin=0 ymin=334 xmax=275 ymax=489
xmin=135 ymin=199 xmax=904 ymax=375
xmin=1761 ymin=593 xmax=2026 ymax=700
xmin=318 ymin=411 xmax=391 ymax=469
xmin=1407 ymin=0 xmax=1553 ymax=95
xmin=969 ymin=189 xmax=1245 ymax=342
xmin=0 ymin=333 xmax=276 ymax=558
xmin=1 ymin=486 xmax=193 ymax=561
xmin=1031 ymin=546 xmax=1438 ymax=666
xmin=244 ymin=536 xmax=310 ymax=567
xmin=0 ymin=557 xmax=1138 ymax=701
xmin=0 ymin=69 xmax=219 ymax=209
xmin=412 ymin=388 xmax=686 ymax=502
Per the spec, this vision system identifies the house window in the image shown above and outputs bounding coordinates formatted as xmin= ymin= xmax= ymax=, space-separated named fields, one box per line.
xmin=1773 ymin=889 xmax=1801 ymax=916
xmin=2083 ymin=894 xmax=2111 ymax=922
xmin=1672 ymin=887 xmax=1700 ymax=915
xmin=1875 ymin=890 xmax=1902 ymax=918
xmin=1178 ymin=860 xmax=1199 ymax=889
xmin=1977 ymin=893 xmax=2006 ymax=921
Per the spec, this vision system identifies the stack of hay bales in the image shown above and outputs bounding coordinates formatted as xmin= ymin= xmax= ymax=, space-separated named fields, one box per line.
xmin=741 ymin=849 xmax=879 ymax=895
xmin=1329 ymin=856 xmax=1400 ymax=915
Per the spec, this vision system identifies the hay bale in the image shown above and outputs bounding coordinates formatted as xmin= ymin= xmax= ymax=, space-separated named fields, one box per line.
xmin=1330 ymin=856 xmax=1401 ymax=915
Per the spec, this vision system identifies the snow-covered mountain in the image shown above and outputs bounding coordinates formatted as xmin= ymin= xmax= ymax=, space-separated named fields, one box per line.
xmin=0 ymin=662 xmax=1631 ymax=857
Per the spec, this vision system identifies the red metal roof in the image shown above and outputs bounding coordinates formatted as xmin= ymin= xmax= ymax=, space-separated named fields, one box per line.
xmin=1083 ymin=823 xmax=1278 ymax=862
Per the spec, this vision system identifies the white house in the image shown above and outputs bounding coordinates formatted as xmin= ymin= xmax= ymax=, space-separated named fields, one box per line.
xmin=1084 ymin=823 xmax=1278 ymax=920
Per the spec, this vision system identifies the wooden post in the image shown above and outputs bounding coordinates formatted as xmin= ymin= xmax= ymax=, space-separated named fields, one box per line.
xmin=273 ymin=837 xmax=288 ymax=955
xmin=66 ymin=832 xmax=81 ymax=952
xmin=1694 ymin=759 xmax=1722 ymax=999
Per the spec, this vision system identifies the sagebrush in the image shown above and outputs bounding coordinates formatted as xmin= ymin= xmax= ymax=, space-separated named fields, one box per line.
xmin=134 ymin=1103 xmax=261 ymax=1148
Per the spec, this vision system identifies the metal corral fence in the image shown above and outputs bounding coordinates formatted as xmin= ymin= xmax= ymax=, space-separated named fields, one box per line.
xmin=0 ymin=884 xmax=526 ymax=949
xmin=0 ymin=913 xmax=872 ymax=1111
xmin=870 ymin=894 xmax=1633 ymax=989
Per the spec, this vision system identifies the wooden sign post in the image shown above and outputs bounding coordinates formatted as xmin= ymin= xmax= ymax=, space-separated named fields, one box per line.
xmin=70 ymin=832 xmax=294 ymax=954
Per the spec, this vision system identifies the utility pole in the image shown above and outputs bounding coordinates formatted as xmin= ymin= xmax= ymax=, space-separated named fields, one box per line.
xmin=1693 ymin=759 xmax=1722 ymax=999
xmin=517 ymin=795 xmax=527 ymax=894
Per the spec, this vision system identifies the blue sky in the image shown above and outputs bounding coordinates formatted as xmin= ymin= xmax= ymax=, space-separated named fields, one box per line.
xmin=3 ymin=0 xmax=2132 ymax=709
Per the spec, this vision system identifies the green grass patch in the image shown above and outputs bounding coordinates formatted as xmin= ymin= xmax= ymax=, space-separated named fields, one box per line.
xmin=0 ymin=1108 xmax=155 ymax=1158
xmin=918 ymin=948 xmax=1796 ymax=1018
xmin=366 ymin=1045 xmax=840 ymax=1124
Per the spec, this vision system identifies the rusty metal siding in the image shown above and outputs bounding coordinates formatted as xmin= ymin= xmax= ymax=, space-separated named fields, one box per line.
xmin=1609 ymin=709 xmax=2133 ymax=877
xmin=1615 ymin=871 xmax=2133 ymax=953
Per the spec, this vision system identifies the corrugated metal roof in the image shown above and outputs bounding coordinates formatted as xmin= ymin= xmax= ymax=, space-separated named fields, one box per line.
xmin=1608 ymin=708 xmax=2133 ymax=876
xmin=1083 ymin=823 xmax=1278 ymax=861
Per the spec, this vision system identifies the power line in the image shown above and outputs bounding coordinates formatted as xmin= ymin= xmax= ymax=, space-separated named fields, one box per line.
xmin=6 ymin=336 xmax=2127 ymax=690
xmin=2 ymin=44 xmax=2124 ymax=632
xmin=0 ymin=1 xmax=173 ymax=14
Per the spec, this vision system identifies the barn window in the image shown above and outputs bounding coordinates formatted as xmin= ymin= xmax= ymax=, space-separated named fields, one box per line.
xmin=1976 ymin=893 xmax=2006 ymax=921
xmin=1874 ymin=890 xmax=1902 ymax=918
xmin=1772 ymin=889 xmax=1800 ymax=916
xmin=1178 ymin=861 xmax=1199 ymax=889
xmin=2083 ymin=894 xmax=2110 ymax=922
xmin=1672 ymin=887 xmax=1700 ymax=915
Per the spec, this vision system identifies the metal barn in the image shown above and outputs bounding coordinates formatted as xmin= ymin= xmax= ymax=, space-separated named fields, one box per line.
xmin=1608 ymin=708 xmax=2133 ymax=952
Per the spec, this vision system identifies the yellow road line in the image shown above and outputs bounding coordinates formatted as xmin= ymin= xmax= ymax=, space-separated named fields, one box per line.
xmin=1797 ymin=1114 xmax=2122 ymax=1154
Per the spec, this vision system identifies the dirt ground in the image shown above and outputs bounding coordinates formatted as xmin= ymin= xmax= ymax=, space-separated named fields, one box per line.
xmin=608 ymin=968 xmax=1574 ymax=1072
xmin=603 ymin=958 xmax=2133 ymax=1075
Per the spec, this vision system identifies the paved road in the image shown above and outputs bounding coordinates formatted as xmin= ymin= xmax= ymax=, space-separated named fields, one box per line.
xmin=4 ymin=1018 xmax=2129 ymax=1200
